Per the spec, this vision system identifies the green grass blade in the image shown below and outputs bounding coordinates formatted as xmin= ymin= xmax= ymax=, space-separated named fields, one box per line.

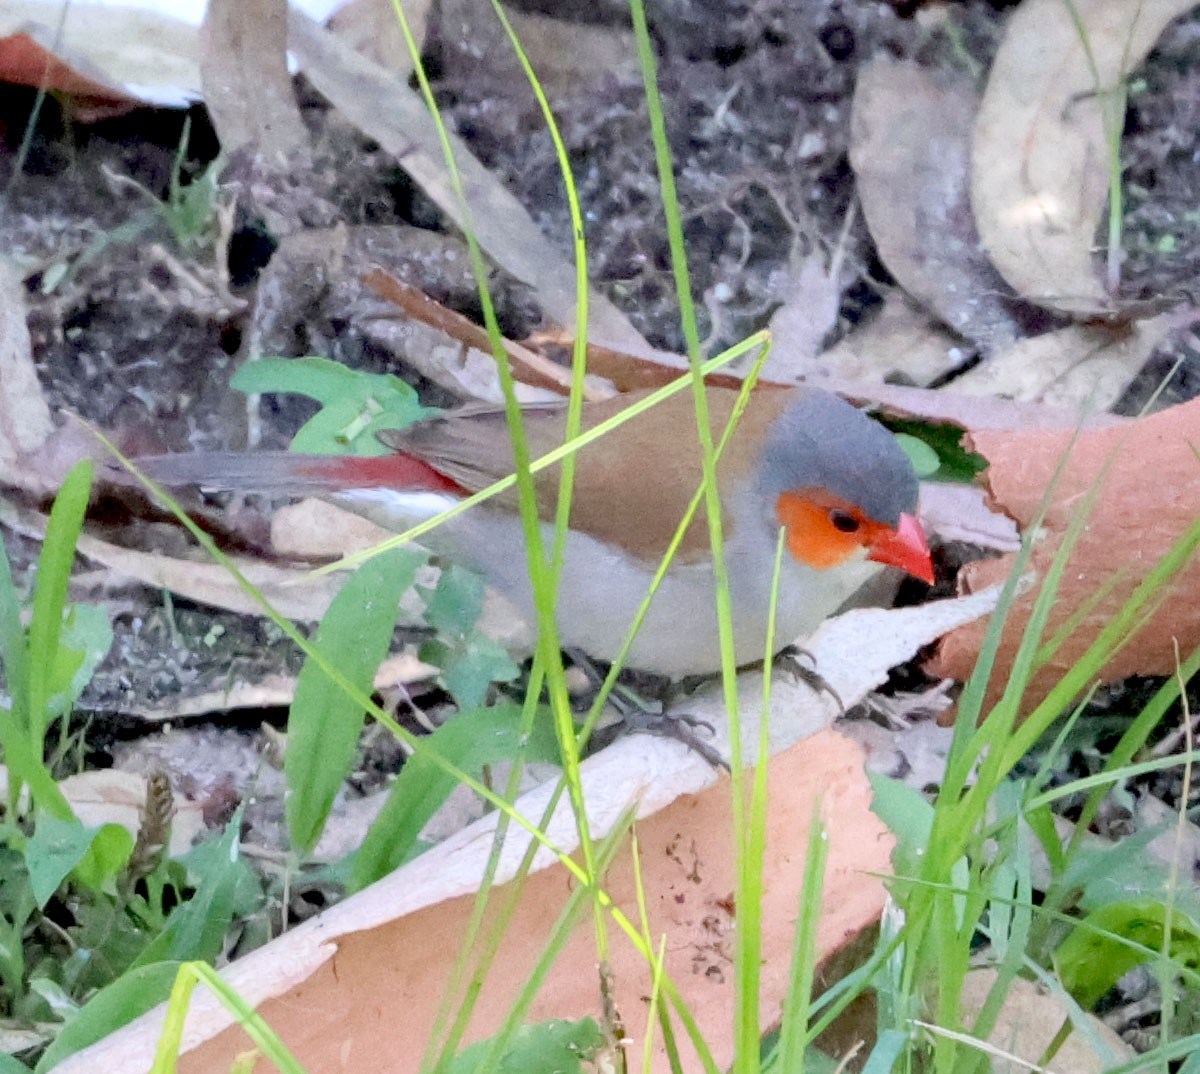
xmin=352 ymin=701 xmax=560 ymax=891
xmin=27 ymin=461 xmax=93 ymax=750
xmin=286 ymin=548 xmax=421 ymax=854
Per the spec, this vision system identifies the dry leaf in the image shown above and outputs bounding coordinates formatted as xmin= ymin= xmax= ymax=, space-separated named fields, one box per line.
xmin=919 ymin=483 xmax=1020 ymax=552
xmin=851 ymin=58 xmax=1027 ymax=350
xmin=972 ymin=0 xmax=1196 ymax=313
xmin=0 ymin=1 xmax=201 ymax=114
xmin=491 ymin=7 xmax=639 ymax=96
xmin=760 ymin=247 xmax=843 ymax=377
xmin=0 ymin=263 xmax=54 ymax=477
xmin=201 ymin=0 xmax=307 ymax=159
xmin=327 ymin=0 xmax=429 ymax=73
xmin=823 ymin=378 xmax=1125 ymax=433
xmin=48 ymin=591 xmax=996 ymax=1074
xmin=57 ymin=770 xmax=205 ymax=857
xmin=111 ymin=652 xmax=433 ymax=722
xmin=952 ymin=311 xmax=1186 ymax=412
xmin=816 ymin=293 xmax=966 ymax=387
xmin=957 ymin=970 xmax=1131 ymax=1071
xmin=0 ymin=495 xmax=343 ymax=622
xmin=930 ymin=395 xmax=1200 ymax=708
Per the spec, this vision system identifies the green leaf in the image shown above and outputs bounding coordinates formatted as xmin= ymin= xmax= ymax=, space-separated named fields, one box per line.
xmin=868 ymin=773 xmax=968 ymax=927
xmin=879 ymin=419 xmax=988 ymax=484
xmin=447 ymin=1018 xmax=605 ymax=1074
xmin=72 ymin=823 xmax=134 ymax=894
xmin=0 ymin=1054 xmax=32 ymax=1074
xmin=422 ymin=564 xmax=485 ymax=637
xmin=868 ymin=774 xmax=934 ymax=880
xmin=230 ymin=358 xmax=432 ymax=455
xmin=27 ymin=462 xmax=93 ymax=744
xmin=286 ymin=549 xmax=422 ymax=854
xmin=1055 ymin=898 xmax=1200 ymax=1008
xmin=25 ymin=815 xmax=128 ymax=908
xmin=33 ymin=961 xmax=182 ymax=1073
xmin=893 ymin=434 xmax=940 ymax=479
xmin=45 ymin=604 xmax=112 ymax=720
xmin=0 ymin=527 xmax=31 ymax=744
xmin=230 ymin=356 xmax=361 ymax=404
xmin=133 ymin=811 xmax=252 ymax=969
xmin=440 ymin=635 xmax=520 ymax=710
xmin=352 ymin=703 xmax=559 ymax=891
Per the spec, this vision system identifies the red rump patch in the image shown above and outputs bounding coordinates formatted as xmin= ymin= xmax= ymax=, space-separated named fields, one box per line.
xmin=296 ymin=453 xmax=466 ymax=495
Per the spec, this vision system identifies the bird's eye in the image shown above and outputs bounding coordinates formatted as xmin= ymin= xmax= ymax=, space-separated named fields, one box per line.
xmin=830 ymin=509 xmax=860 ymax=534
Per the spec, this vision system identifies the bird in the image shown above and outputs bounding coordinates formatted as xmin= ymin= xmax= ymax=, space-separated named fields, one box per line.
xmin=130 ymin=385 xmax=933 ymax=680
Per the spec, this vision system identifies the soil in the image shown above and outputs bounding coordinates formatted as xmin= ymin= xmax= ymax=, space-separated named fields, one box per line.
xmin=1 ymin=0 xmax=1199 ymax=1050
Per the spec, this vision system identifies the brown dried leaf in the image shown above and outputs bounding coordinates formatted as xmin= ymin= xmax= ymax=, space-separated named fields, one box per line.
xmin=0 ymin=2 xmax=200 ymax=113
xmin=116 ymin=652 xmax=432 ymax=722
xmin=57 ymin=770 xmax=206 ymax=857
xmin=929 ymin=396 xmax=1200 ymax=706
xmin=951 ymin=311 xmax=1186 ymax=412
xmin=972 ymin=0 xmax=1195 ymax=314
xmin=0 ymin=495 xmax=341 ymax=621
xmin=851 ymin=58 xmax=1027 ymax=350
xmin=0 ymin=263 xmax=53 ymax=479
xmin=816 ymin=293 xmax=965 ymax=387
xmin=762 ymin=248 xmax=843 ymax=376
xmin=959 ymin=970 xmax=1132 ymax=1071
xmin=201 ymin=0 xmax=307 ymax=159
xmin=327 ymin=0 xmax=430 ymax=73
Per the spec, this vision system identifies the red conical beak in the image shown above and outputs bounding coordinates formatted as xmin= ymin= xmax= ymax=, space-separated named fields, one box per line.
xmin=867 ymin=512 xmax=934 ymax=585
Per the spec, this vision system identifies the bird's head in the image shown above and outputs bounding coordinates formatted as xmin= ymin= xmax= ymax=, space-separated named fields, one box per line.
xmin=758 ymin=392 xmax=934 ymax=585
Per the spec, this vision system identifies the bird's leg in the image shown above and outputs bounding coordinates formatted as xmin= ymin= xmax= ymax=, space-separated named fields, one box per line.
xmin=564 ymin=649 xmax=727 ymax=770
xmin=676 ymin=647 xmax=844 ymax=714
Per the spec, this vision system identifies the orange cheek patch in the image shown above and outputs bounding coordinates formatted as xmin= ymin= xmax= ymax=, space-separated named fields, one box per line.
xmin=775 ymin=492 xmax=863 ymax=571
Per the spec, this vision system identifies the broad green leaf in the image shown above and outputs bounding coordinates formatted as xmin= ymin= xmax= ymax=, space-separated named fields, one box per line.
xmin=422 ymin=564 xmax=485 ymax=637
xmin=352 ymin=703 xmax=559 ymax=891
xmin=45 ymin=604 xmax=112 ymax=719
xmin=230 ymin=358 xmax=431 ymax=455
xmin=894 ymin=434 xmax=940 ymax=479
xmin=868 ymin=773 xmax=934 ymax=880
xmin=0 ymin=527 xmax=30 ymax=742
xmin=33 ymin=961 xmax=182 ymax=1073
xmin=1055 ymin=898 xmax=1200 ymax=1008
xmin=286 ymin=549 xmax=421 ymax=854
xmin=439 ymin=635 xmax=520 ymax=710
xmin=0 ymin=1054 xmax=31 ymax=1074
xmin=132 ymin=811 xmax=252 ymax=969
xmin=447 ymin=1018 xmax=605 ymax=1074
xmin=880 ymin=418 xmax=988 ymax=484
xmin=27 ymin=462 xmax=92 ymax=745
xmin=868 ymin=773 xmax=968 ymax=927
xmin=231 ymin=356 xmax=360 ymax=404
xmin=24 ymin=815 xmax=103 ymax=908
xmin=72 ymin=823 xmax=134 ymax=895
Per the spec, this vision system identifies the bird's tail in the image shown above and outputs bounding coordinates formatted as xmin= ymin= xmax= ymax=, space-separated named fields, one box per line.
xmin=114 ymin=451 xmax=464 ymax=496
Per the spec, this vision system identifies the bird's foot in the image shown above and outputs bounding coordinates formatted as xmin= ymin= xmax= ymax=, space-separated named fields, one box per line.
xmin=776 ymin=645 xmax=845 ymax=714
xmin=565 ymin=649 xmax=728 ymax=770
xmin=608 ymin=692 xmax=728 ymax=770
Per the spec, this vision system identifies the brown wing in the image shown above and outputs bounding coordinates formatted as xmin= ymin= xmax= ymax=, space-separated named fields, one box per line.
xmin=380 ymin=388 xmax=794 ymax=564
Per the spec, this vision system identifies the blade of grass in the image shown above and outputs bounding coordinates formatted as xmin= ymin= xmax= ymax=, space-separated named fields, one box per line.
xmin=776 ymin=806 xmax=830 ymax=1074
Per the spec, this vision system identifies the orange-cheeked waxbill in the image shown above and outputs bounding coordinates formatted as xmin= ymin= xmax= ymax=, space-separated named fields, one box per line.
xmin=133 ymin=386 xmax=933 ymax=678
